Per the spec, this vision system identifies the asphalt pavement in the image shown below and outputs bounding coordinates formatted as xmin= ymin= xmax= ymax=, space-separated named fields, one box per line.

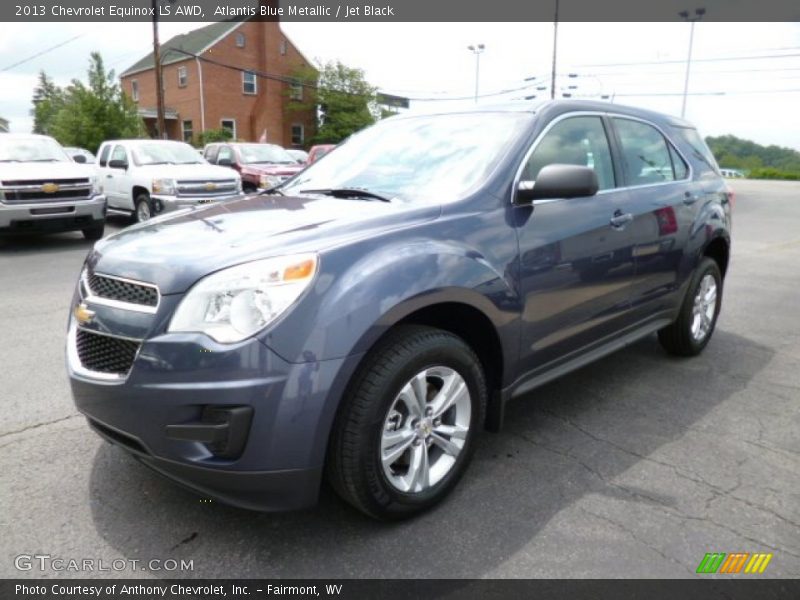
xmin=1 ymin=180 xmax=798 ymax=579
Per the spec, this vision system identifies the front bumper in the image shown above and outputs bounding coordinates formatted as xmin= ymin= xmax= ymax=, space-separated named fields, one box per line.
xmin=152 ymin=193 xmax=240 ymax=213
xmin=67 ymin=308 xmax=354 ymax=511
xmin=0 ymin=195 xmax=106 ymax=233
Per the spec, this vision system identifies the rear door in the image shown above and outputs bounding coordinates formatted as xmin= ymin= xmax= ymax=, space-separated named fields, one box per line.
xmin=515 ymin=114 xmax=638 ymax=375
xmin=609 ymin=117 xmax=696 ymax=320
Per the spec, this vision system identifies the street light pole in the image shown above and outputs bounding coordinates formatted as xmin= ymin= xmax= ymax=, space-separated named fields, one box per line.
xmin=550 ymin=0 xmax=559 ymax=100
xmin=152 ymin=0 xmax=167 ymax=139
xmin=467 ymin=44 xmax=485 ymax=103
xmin=679 ymin=7 xmax=705 ymax=118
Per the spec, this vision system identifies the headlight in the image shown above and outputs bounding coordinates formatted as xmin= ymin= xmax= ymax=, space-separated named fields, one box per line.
xmin=152 ymin=178 xmax=177 ymax=195
xmin=90 ymin=176 xmax=101 ymax=196
xmin=259 ymin=174 xmax=281 ymax=189
xmin=168 ymin=253 xmax=318 ymax=343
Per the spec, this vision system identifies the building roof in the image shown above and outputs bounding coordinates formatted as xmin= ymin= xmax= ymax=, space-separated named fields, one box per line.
xmin=120 ymin=21 xmax=243 ymax=77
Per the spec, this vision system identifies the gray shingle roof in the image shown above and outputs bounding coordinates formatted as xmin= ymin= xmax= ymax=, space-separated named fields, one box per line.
xmin=120 ymin=21 xmax=242 ymax=77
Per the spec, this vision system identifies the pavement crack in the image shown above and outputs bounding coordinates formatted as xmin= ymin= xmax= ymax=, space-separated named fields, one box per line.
xmin=0 ymin=413 xmax=81 ymax=439
xmin=170 ymin=531 xmax=199 ymax=551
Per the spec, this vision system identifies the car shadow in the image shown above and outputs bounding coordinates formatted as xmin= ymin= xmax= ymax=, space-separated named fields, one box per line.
xmin=88 ymin=329 xmax=773 ymax=578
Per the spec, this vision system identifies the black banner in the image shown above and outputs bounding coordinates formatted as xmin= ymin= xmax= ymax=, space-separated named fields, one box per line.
xmin=3 ymin=0 xmax=800 ymax=22
xmin=4 ymin=579 xmax=800 ymax=600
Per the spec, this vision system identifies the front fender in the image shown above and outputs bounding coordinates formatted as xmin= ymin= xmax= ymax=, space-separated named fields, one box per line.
xmin=261 ymin=239 xmax=521 ymax=366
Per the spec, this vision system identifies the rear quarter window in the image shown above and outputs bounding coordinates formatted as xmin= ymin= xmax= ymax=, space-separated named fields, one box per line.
xmin=97 ymin=144 xmax=111 ymax=167
xmin=674 ymin=127 xmax=720 ymax=175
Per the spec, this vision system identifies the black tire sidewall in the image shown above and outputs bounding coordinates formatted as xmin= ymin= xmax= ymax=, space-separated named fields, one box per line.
xmin=135 ymin=193 xmax=153 ymax=223
xmin=682 ymin=258 xmax=723 ymax=353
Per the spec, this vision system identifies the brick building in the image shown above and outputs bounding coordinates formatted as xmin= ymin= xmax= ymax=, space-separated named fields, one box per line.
xmin=120 ymin=20 xmax=317 ymax=148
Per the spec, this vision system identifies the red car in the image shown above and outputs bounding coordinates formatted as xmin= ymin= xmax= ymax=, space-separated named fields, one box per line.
xmin=204 ymin=143 xmax=303 ymax=192
xmin=307 ymin=144 xmax=336 ymax=165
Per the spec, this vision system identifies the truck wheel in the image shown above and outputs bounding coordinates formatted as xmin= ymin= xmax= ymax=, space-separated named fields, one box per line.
xmin=658 ymin=257 xmax=723 ymax=356
xmin=327 ymin=325 xmax=487 ymax=520
xmin=243 ymin=182 xmax=258 ymax=194
xmin=135 ymin=193 xmax=153 ymax=223
xmin=82 ymin=222 xmax=105 ymax=241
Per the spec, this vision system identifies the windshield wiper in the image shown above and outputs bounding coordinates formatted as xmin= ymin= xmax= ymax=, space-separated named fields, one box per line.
xmin=0 ymin=159 xmax=20 ymax=163
xmin=30 ymin=158 xmax=60 ymax=162
xmin=299 ymin=187 xmax=393 ymax=203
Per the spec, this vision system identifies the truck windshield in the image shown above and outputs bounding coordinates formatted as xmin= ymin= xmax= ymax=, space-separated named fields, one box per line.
xmin=0 ymin=137 xmax=70 ymax=163
xmin=133 ymin=142 xmax=205 ymax=165
xmin=238 ymin=144 xmax=296 ymax=165
xmin=280 ymin=112 xmax=533 ymax=203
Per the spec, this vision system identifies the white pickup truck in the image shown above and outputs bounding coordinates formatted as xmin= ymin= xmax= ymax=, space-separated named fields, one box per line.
xmin=96 ymin=139 xmax=242 ymax=222
xmin=0 ymin=134 xmax=106 ymax=239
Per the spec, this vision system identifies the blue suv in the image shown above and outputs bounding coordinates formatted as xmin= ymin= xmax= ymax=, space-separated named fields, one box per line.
xmin=67 ymin=101 xmax=732 ymax=519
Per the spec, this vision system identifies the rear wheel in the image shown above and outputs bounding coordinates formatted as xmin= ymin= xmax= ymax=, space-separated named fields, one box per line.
xmin=327 ymin=325 xmax=486 ymax=520
xmin=658 ymin=257 xmax=722 ymax=356
xmin=134 ymin=193 xmax=153 ymax=223
xmin=81 ymin=221 xmax=105 ymax=241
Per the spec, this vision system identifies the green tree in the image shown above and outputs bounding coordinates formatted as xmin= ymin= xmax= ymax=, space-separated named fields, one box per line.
xmin=47 ymin=52 xmax=144 ymax=153
xmin=30 ymin=71 xmax=65 ymax=135
xmin=706 ymin=134 xmax=800 ymax=176
xmin=288 ymin=60 xmax=378 ymax=144
xmin=195 ymin=128 xmax=233 ymax=147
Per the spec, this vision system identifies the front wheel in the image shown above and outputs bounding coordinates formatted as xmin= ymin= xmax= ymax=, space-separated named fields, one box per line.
xmin=134 ymin=193 xmax=153 ymax=223
xmin=82 ymin=221 xmax=105 ymax=241
xmin=658 ymin=257 xmax=723 ymax=356
xmin=327 ymin=325 xmax=487 ymax=520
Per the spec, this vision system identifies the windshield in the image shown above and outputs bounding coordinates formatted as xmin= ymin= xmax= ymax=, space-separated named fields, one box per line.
xmin=238 ymin=144 xmax=296 ymax=165
xmin=0 ymin=137 xmax=70 ymax=163
xmin=133 ymin=142 xmax=205 ymax=165
xmin=281 ymin=112 xmax=533 ymax=203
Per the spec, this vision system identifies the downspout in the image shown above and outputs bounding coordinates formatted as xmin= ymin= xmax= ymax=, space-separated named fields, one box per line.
xmin=196 ymin=57 xmax=206 ymax=132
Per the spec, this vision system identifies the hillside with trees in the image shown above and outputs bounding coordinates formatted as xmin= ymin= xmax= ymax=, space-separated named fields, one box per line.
xmin=706 ymin=134 xmax=800 ymax=180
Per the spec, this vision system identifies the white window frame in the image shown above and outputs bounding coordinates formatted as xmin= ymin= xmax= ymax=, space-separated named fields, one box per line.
xmin=131 ymin=79 xmax=139 ymax=101
xmin=182 ymin=120 xmax=193 ymax=143
xmin=289 ymin=80 xmax=303 ymax=101
xmin=177 ymin=66 xmax=188 ymax=88
xmin=242 ymin=71 xmax=257 ymax=95
xmin=236 ymin=32 xmax=245 ymax=48
xmin=291 ymin=124 xmax=304 ymax=146
xmin=221 ymin=119 xmax=237 ymax=141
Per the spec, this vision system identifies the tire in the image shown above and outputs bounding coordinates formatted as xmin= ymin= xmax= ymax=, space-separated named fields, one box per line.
xmin=327 ymin=325 xmax=487 ymax=520
xmin=658 ymin=257 xmax=723 ymax=356
xmin=243 ymin=182 xmax=258 ymax=194
xmin=82 ymin=221 xmax=105 ymax=241
xmin=134 ymin=193 xmax=153 ymax=223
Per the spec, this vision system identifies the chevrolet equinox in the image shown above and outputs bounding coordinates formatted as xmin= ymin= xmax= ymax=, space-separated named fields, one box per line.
xmin=67 ymin=101 xmax=732 ymax=519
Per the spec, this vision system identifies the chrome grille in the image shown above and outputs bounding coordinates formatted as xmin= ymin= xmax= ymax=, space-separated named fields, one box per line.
xmin=176 ymin=179 xmax=238 ymax=198
xmin=87 ymin=274 xmax=158 ymax=307
xmin=0 ymin=179 xmax=92 ymax=204
xmin=75 ymin=329 xmax=140 ymax=375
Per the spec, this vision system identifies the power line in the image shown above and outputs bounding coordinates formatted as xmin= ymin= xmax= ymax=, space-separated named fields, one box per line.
xmin=573 ymin=51 xmax=800 ymax=69
xmin=0 ymin=33 xmax=86 ymax=72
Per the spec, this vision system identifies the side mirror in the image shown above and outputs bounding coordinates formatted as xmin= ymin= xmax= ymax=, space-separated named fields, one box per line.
xmin=516 ymin=164 xmax=599 ymax=204
xmin=217 ymin=157 xmax=233 ymax=167
xmin=108 ymin=159 xmax=128 ymax=170
xmin=72 ymin=154 xmax=87 ymax=164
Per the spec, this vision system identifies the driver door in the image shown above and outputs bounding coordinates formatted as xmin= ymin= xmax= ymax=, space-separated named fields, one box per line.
xmin=514 ymin=114 xmax=639 ymax=376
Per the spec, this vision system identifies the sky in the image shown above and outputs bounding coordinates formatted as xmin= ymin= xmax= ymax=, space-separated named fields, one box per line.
xmin=1 ymin=21 xmax=799 ymax=149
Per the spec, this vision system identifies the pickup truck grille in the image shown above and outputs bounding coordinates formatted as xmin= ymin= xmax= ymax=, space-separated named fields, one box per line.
xmin=176 ymin=179 xmax=238 ymax=198
xmin=0 ymin=178 xmax=92 ymax=204
xmin=86 ymin=273 xmax=159 ymax=308
xmin=75 ymin=328 xmax=140 ymax=375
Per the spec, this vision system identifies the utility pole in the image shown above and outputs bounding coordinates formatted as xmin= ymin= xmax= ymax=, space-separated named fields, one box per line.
xmin=550 ymin=0 xmax=559 ymax=100
xmin=679 ymin=7 xmax=705 ymax=118
xmin=467 ymin=44 xmax=485 ymax=103
xmin=152 ymin=0 xmax=167 ymax=138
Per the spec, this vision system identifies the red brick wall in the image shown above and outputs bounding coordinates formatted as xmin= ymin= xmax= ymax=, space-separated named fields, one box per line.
xmin=121 ymin=21 xmax=317 ymax=148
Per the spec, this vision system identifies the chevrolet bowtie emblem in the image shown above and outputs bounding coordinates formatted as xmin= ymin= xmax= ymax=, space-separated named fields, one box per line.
xmin=204 ymin=182 xmax=217 ymax=191
xmin=41 ymin=183 xmax=60 ymax=194
xmin=73 ymin=303 xmax=96 ymax=325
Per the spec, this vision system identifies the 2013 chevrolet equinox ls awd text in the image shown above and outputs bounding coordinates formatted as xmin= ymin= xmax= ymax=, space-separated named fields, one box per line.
xmin=67 ymin=101 xmax=732 ymax=520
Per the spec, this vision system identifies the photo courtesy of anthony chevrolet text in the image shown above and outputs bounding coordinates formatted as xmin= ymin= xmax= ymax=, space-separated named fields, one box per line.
xmin=1 ymin=0 xmax=799 ymax=598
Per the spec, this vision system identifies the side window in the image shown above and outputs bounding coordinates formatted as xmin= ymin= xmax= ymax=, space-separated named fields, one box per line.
xmin=614 ymin=118 xmax=675 ymax=185
xmin=204 ymin=145 xmax=218 ymax=163
xmin=98 ymin=145 xmax=111 ymax=167
xmin=675 ymin=127 xmax=720 ymax=175
xmin=217 ymin=146 xmax=234 ymax=164
xmin=669 ymin=144 xmax=689 ymax=180
xmin=110 ymin=145 xmax=127 ymax=165
xmin=524 ymin=116 xmax=615 ymax=191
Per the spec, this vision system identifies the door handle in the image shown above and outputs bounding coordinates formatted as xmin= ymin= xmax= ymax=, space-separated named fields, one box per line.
xmin=683 ymin=191 xmax=699 ymax=205
xmin=106 ymin=174 xmax=113 ymax=179
xmin=609 ymin=212 xmax=633 ymax=229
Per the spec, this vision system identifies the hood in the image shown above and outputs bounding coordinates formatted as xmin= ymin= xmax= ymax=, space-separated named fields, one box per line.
xmin=241 ymin=163 xmax=303 ymax=177
xmin=0 ymin=161 xmax=95 ymax=183
xmin=89 ymin=194 xmax=439 ymax=294
xmin=125 ymin=163 xmax=238 ymax=181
